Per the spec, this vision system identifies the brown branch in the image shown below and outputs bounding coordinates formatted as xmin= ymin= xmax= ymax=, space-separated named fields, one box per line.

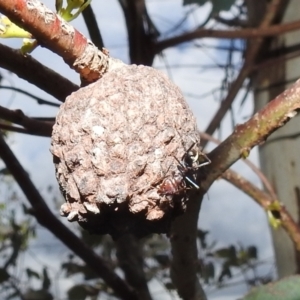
xmin=203 ymin=77 xmax=300 ymax=191
xmin=199 ymin=131 xmax=277 ymax=200
xmin=0 ymin=86 xmax=60 ymax=107
xmin=0 ymin=122 xmax=39 ymax=136
xmin=118 ymin=0 xmax=158 ymax=65
xmin=0 ymin=133 xmax=138 ymax=300
xmin=169 ymin=3 xmax=293 ymax=295
xmin=0 ymin=0 xmax=113 ymax=82
xmin=155 ymin=16 xmax=300 ymax=53
xmin=82 ymin=4 xmax=104 ymax=49
xmin=0 ymin=105 xmax=53 ymax=137
xmin=222 ymin=169 xmax=300 ymax=250
xmin=0 ymin=43 xmax=79 ymax=102
xmin=170 ymin=191 xmax=207 ymax=300
xmin=200 ymin=0 xmax=287 ymax=148
xmin=116 ymin=234 xmax=152 ymax=300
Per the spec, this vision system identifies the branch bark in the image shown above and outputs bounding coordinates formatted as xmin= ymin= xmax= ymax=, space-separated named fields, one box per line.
xmin=0 ymin=43 xmax=79 ymax=102
xmin=155 ymin=19 xmax=300 ymax=53
xmin=0 ymin=0 xmax=112 ymax=82
xmin=82 ymin=4 xmax=104 ymax=49
xmin=116 ymin=234 xmax=152 ymax=300
xmin=222 ymin=169 xmax=300 ymax=250
xmin=201 ymin=0 xmax=287 ymax=148
xmin=0 ymin=133 xmax=138 ymax=300
xmin=203 ymin=78 xmax=300 ymax=190
xmin=0 ymin=105 xmax=53 ymax=137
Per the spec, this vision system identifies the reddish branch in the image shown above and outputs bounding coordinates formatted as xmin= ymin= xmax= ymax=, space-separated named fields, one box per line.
xmin=0 ymin=43 xmax=78 ymax=102
xmin=0 ymin=0 xmax=110 ymax=82
xmin=0 ymin=133 xmax=138 ymax=300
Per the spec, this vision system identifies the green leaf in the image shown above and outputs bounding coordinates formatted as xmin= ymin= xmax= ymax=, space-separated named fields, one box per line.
xmin=154 ymin=254 xmax=170 ymax=267
xmin=247 ymin=246 xmax=258 ymax=259
xmin=0 ymin=268 xmax=10 ymax=283
xmin=215 ymin=245 xmax=237 ymax=262
xmin=218 ymin=262 xmax=232 ymax=282
xmin=42 ymin=268 xmax=51 ymax=290
xmin=0 ymin=168 xmax=10 ymax=175
xmin=67 ymin=284 xmax=99 ymax=300
xmin=242 ymin=276 xmax=300 ymax=300
xmin=26 ymin=268 xmax=40 ymax=280
xmin=202 ymin=262 xmax=215 ymax=284
xmin=23 ymin=289 xmax=53 ymax=300
xmin=197 ymin=229 xmax=209 ymax=249
xmin=211 ymin=0 xmax=236 ymax=13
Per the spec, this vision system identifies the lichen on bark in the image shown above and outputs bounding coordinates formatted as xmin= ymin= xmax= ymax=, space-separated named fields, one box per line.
xmin=51 ymin=64 xmax=200 ymax=237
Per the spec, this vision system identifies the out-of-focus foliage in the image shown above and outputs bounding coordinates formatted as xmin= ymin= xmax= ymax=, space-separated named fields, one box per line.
xmin=242 ymin=276 xmax=300 ymax=300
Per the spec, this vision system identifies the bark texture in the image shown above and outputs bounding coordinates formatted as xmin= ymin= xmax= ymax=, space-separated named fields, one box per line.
xmin=51 ymin=64 xmax=200 ymax=238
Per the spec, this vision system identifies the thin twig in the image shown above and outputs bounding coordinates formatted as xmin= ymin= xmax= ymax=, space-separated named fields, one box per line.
xmin=0 ymin=43 xmax=78 ymax=102
xmin=82 ymin=4 xmax=104 ymax=49
xmin=201 ymin=0 xmax=287 ymax=148
xmin=0 ymin=106 xmax=53 ymax=136
xmin=0 ymin=86 xmax=60 ymax=107
xmin=222 ymin=169 xmax=300 ymax=250
xmin=0 ymin=122 xmax=41 ymax=136
xmin=155 ymin=15 xmax=300 ymax=53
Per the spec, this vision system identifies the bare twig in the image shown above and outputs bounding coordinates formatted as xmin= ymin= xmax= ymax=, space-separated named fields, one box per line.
xmin=155 ymin=18 xmax=300 ymax=53
xmin=0 ymin=106 xmax=53 ymax=137
xmin=0 ymin=43 xmax=78 ymax=102
xmin=222 ymin=169 xmax=300 ymax=250
xmin=201 ymin=0 xmax=287 ymax=148
xmin=82 ymin=4 xmax=104 ymax=49
xmin=0 ymin=86 xmax=60 ymax=107
xmin=0 ymin=122 xmax=39 ymax=136
xmin=203 ymin=78 xmax=300 ymax=190
xmin=0 ymin=133 xmax=138 ymax=300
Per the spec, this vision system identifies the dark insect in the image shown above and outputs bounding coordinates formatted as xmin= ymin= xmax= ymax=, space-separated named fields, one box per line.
xmin=157 ymin=172 xmax=185 ymax=196
xmin=158 ymin=140 xmax=211 ymax=196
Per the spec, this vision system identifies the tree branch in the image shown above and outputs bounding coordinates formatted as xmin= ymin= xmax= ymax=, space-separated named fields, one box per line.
xmin=82 ymin=4 xmax=104 ymax=49
xmin=201 ymin=0 xmax=287 ymax=148
xmin=0 ymin=122 xmax=41 ymax=136
xmin=222 ymin=169 xmax=300 ymax=250
xmin=0 ymin=0 xmax=114 ymax=82
xmin=0 ymin=43 xmax=79 ymax=102
xmin=203 ymin=77 xmax=300 ymax=190
xmin=155 ymin=13 xmax=300 ymax=53
xmin=0 ymin=105 xmax=53 ymax=137
xmin=116 ymin=234 xmax=152 ymax=300
xmin=0 ymin=86 xmax=60 ymax=107
xmin=199 ymin=131 xmax=277 ymax=200
xmin=169 ymin=2 xmax=290 ymax=297
xmin=0 ymin=133 xmax=138 ymax=300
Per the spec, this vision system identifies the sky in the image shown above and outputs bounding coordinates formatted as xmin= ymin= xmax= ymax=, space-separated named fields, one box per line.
xmin=0 ymin=1 xmax=275 ymax=299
